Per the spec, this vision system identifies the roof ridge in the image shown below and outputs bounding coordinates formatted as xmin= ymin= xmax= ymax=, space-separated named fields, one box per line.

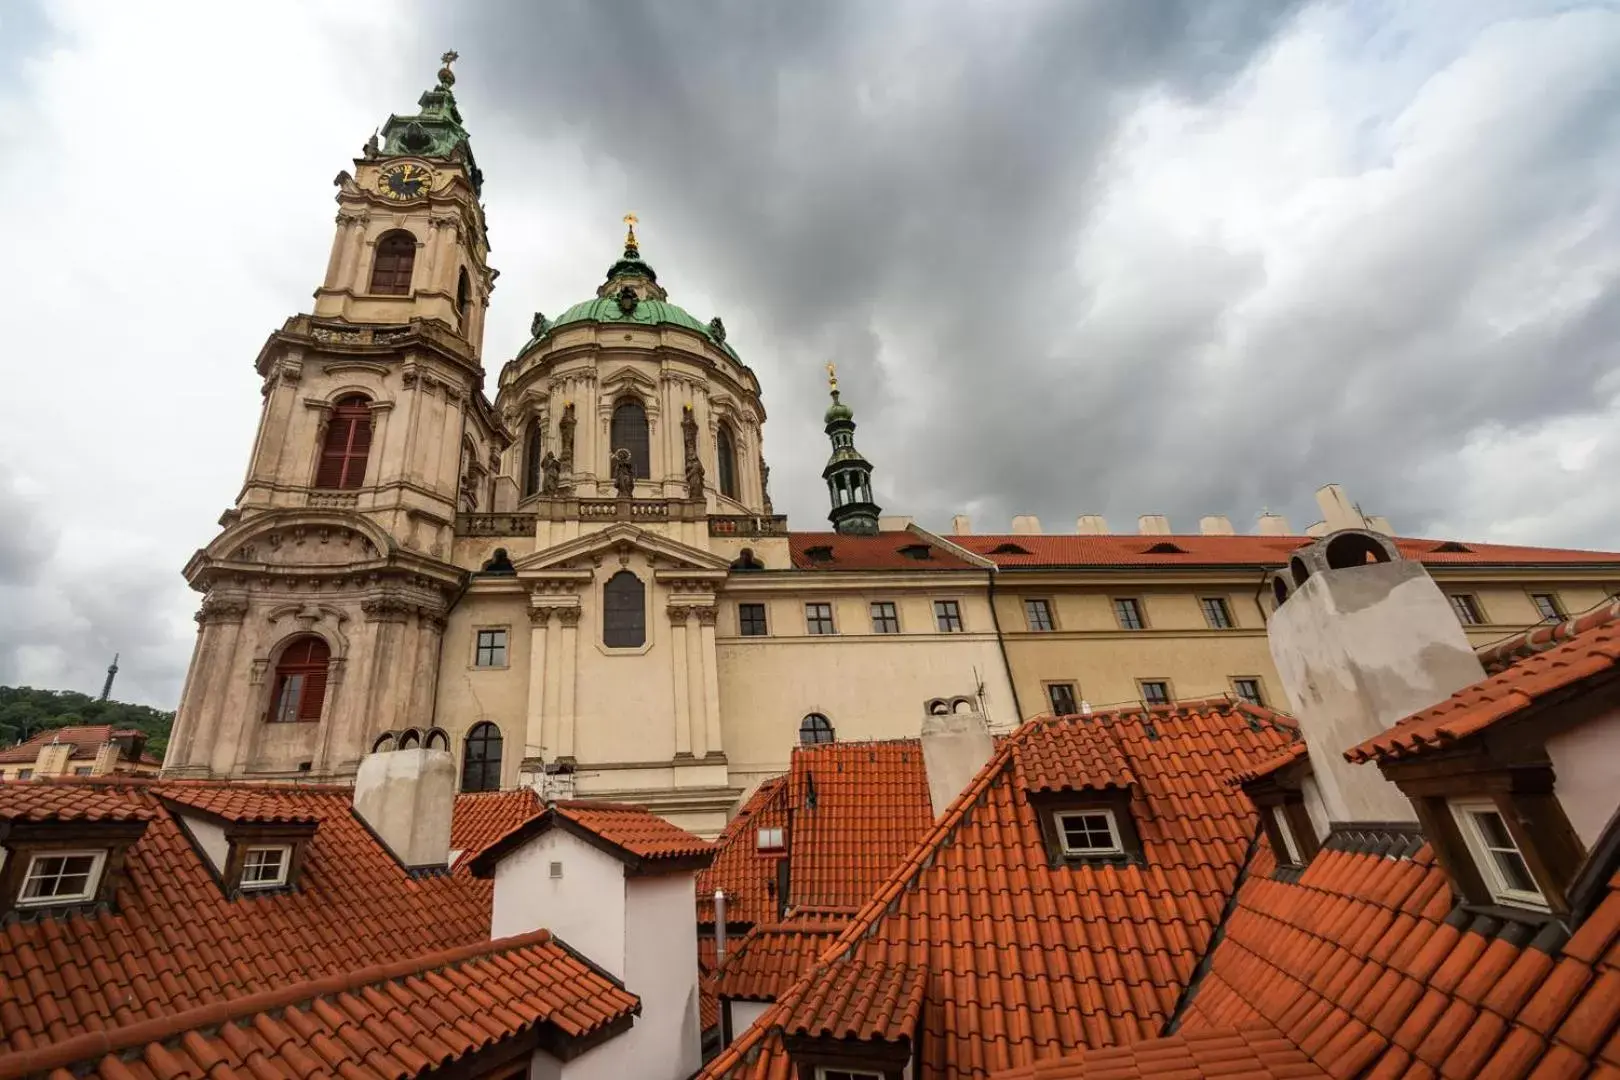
xmin=0 ymin=927 xmax=561 ymax=1080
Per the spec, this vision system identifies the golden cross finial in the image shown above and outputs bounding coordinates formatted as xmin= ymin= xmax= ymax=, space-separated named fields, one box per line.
xmin=437 ymin=50 xmax=459 ymax=89
xmin=623 ymin=212 xmax=639 ymax=253
xmin=826 ymin=361 xmax=839 ymax=394
xmin=441 ymin=49 xmax=459 ymax=67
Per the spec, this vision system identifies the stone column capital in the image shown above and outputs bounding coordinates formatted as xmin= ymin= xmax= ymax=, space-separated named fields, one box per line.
xmin=555 ymin=607 xmax=583 ymax=627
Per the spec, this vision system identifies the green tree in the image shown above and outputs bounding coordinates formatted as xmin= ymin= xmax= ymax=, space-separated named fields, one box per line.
xmin=0 ymin=686 xmax=173 ymax=757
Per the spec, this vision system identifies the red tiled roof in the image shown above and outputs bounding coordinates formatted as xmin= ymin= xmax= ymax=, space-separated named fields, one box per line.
xmin=952 ymin=534 xmax=1620 ymax=570
xmin=715 ymin=920 xmax=847 ymax=1002
xmin=157 ymin=783 xmax=327 ymax=825
xmin=0 ymin=725 xmax=117 ymax=764
xmin=781 ymin=957 xmax=928 ymax=1043
xmin=1345 ymin=613 xmax=1620 ymax=763
xmin=0 ymin=779 xmax=154 ymax=822
xmin=785 ymin=739 xmax=934 ymax=914
xmin=788 ymin=532 xmax=980 ymax=572
xmin=701 ymin=701 xmax=1300 ymax=1080
xmin=1231 ymin=742 xmax=1308 ymax=786
xmin=0 ymin=928 xmax=638 ymax=1080
xmin=1012 ymin=721 xmax=1136 ymax=793
xmin=469 ymin=799 xmax=714 ymax=876
xmin=989 ymin=1022 xmax=1328 ymax=1079
xmin=449 ymin=787 xmax=542 ymax=864
xmin=1477 ymin=596 xmax=1620 ymax=674
xmin=0 ymin=780 xmax=528 ymax=1057
xmin=699 ymin=777 xmax=789 ymax=925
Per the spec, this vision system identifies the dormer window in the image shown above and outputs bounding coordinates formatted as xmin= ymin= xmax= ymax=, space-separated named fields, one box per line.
xmin=1450 ymin=799 xmax=1547 ymax=910
xmin=1054 ymin=810 xmax=1123 ymax=857
xmin=804 ymin=545 xmax=835 ymax=564
xmin=240 ymin=845 xmax=293 ymax=890
xmin=1236 ymin=744 xmax=1324 ymax=876
xmin=898 ymin=543 xmax=932 ymax=560
xmin=18 ymin=851 xmax=106 ymax=906
xmin=756 ymin=827 xmax=785 ymax=854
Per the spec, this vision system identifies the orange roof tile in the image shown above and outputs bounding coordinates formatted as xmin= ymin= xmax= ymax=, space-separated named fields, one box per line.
xmin=449 ymin=787 xmax=542 ymax=861
xmin=469 ymin=799 xmax=714 ymax=877
xmin=0 ymin=928 xmax=638 ymax=1080
xmin=988 ymin=1022 xmax=1329 ymax=1079
xmin=0 ymin=779 xmax=154 ymax=822
xmin=781 ymin=957 xmax=927 ymax=1043
xmin=701 ymin=701 xmax=1301 ymax=1080
xmin=1231 ymin=741 xmax=1308 ymax=785
xmin=157 ymin=783 xmax=325 ymax=825
xmin=1012 ymin=720 xmax=1136 ymax=793
xmin=0 ymin=725 xmax=118 ymax=764
xmin=699 ymin=777 xmax=789 ymax=926
xmin=1476 ymin=597 xmax=1620 ymax=674
xmin=785 ymin=739 xmax=934 ymax=914
xmin=789 ymin=532 xmax=980 ymax=571
xmin=715 ymin=920 xmax=848 ymax=1002
xmin=1345 ymin=614 xmax=1620 ymax=763
xmin=952 ymin=533 xmax=1620 ymax=570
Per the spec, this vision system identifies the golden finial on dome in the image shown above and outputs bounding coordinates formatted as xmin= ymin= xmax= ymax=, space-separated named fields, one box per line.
xmin=437 ymin=50 xmax=459 ymax=89
xmin=826 ymin=361 xmax=838 ymax=394
xmin=623 ymin=212 xmax=639 ymax=256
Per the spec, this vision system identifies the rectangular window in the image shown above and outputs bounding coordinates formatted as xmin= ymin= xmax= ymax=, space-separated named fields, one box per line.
xmin=1531 ymin=593 xmax=1563 ymax=623
xmin=1024 ymin=599 xmax=1055 ymax=632
xmin=73 ymin=766 xmax=93 ymax=776
xmin=1046 ymin=683 xmax=1079 ymax=716
xmin=1113 ymin=598 xmax=1145 ymax=630
xmin=474 ymin=628 xmax=508 ymax=668
xmin=1451 ymin=799 xmax=1546 ymax=908
xmin=1448 ymin=594 xmax=1485 ymax=626
xmin=1271 ymin=806 xmax=1303 ymax=865
xmin=1139 ymin=680 xmax=1170 ymax=706
xmin=934 ymin=600 xmax=963 ymax=632
xmin=805 ymin=603 xmax=836 ymax=635
xmin=18 ymin=851 xmax=105 ymax=906
xmin=1200 ymin=597 xmax=1234 ymax=629
xmin=240 ymin=846 xmax=291 ymax=889
xmin=1053 ymin=810 xmax=1123 ymax=856
xmin=870 ymin=601 xmax=900 ymax=634
xmin=755 ymin=827 xmax=785 ymax=853
xmin=738 ymin=603 xmax=769 ymax=637
xmin=1232 ymin=678 xmax=1265 ymax=707
xmin=17 ymin=768 xmax=32 ymax=780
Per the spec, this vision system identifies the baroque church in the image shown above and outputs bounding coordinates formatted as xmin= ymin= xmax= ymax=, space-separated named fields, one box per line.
xmin=161 ymin=58 xmax=1620 ymax=836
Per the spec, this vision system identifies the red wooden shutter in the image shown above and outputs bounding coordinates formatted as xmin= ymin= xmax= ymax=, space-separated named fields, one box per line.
xmin=297 ymin=665 xmax=328 ymax=720
xmin=314 ymin=400 xmax=372 ymax=489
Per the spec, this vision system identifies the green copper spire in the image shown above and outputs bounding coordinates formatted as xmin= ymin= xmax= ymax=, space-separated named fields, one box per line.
xmin=377 ymin=50 xmax=483 ymax=194
xmin=822 ymin=363 xmax=881 ymax=535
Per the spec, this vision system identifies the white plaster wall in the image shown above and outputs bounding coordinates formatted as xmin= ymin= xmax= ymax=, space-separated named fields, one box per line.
xmin=182 ymin=815 xmax=230 ymax=875
xmin=727 ymin=1000 xmax=770 ymax=1041
xmin=623 ymin=874 xmax=703 ymax=1078
xmin=1546 ymin=709 xmax=1620 ymax=848
xmin=491 ymin=829 xmax=628 ymax=977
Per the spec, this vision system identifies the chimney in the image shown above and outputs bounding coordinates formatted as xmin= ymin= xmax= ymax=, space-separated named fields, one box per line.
xmin=1314 ymin=483 xmax=1367 ymax=532
xmin=1199 ymin=515 xmax=1235 ymax=536
xmin=921 ymin=704 xmax=995 ymax=817
xmin=1266 ymin=529 xmax=1486 ymax=824
xmin=1305 ymin=521 xmax=1329 ymax=538
xmin=1256 ymin=511 xmax=1291 ymax=536
xmin=877 ymin=514 xmax=915 ymax=532
xmin=1367 ymin=515 xmax=1394 ymax=535
xmin=1075 ymin=514 xmax=1109 ymax=535
xmin=1010 ymin=515 xmax=1042 ymax=535
xmin=713 ymin=890 xmax=728 ymax=966
xmin=1137 ymin=514 xmax=1171 ymax=535
xmin=951 ymin=514 xmax=972 ymax=535
xmin=352 ymin=743 xmax=456 ymax=870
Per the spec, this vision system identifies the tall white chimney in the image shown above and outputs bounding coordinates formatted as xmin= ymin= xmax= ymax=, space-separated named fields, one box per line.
xmin=1075 ymin=514 xmax=1109 ymax=535
xmin=1256 ymin=511 xmax=1292 ymax=536
xmin=1199 ymin=515 xmax=1235 ymax=536
xmin=352 ymin=744 xmax=457 ymax=870
xmin=1011 ymin=515 xmax=1043 ymax=535
xmin=921 ymin=706 xmax=995 ymax=817
xmin=1137 ymin=514 xmax=1171 ymax=535
xmin=1315 ymin=483 xmax=1367 ymax=532
xmin=951 ymin=514 xmax=973 ymax=535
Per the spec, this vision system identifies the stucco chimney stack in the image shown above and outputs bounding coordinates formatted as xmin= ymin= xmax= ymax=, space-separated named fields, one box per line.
xmin=1368 ymin=515 xmax=1394 ymax=535
xmin=921 ymin=704 xmax=995 ymax=817
xmin=1265 ymin=529 xmax=1487 ymax=825
xmin=878 ymin=515 xmax=915 ymax=532
xmin=1315 ymin=483 xmax=1366 ymax=532
xmin=1010 ymin=515 xmax=1043 ymax=535
xmin=1075 ymin=515 xmax=1109 ymax=535
xmin=352 ymin=742 xmax=457 ymax=871
xmin=1137 ymin=514 xmax=1171 ymax=535
xmin=1199 ymin=515 xmax=1235 ymax=536
xmin=1256 ymin=511 xmax=1291 ymax=536
xmin=951 ymin=514 xmax=973 ymax=535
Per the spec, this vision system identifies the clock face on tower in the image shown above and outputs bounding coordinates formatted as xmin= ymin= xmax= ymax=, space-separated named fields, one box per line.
xmin=378 ymin=163 xmax=432 ymax=201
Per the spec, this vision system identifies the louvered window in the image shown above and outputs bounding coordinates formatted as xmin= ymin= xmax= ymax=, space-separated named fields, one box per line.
xmin=314 ymin=396 xmax=372 ymax=489
xmin=369 ymin=232 xmax=416 ymax=295
xmin=610 ymin=399 xmax=650 ymax=479
xmin=270 ymin=636 xmax=330 ymax=723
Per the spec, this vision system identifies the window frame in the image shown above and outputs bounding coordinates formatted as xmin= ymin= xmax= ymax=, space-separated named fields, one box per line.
xmin=609 ymin=398 xmax=651 ymax=480
xmin=268 ymin=635 xmax=331 ymax=724
xmin=1200 ymin=596 xmax=1234 ymax=629
xmin=1270 ymin=806 xmax=1303 ymax=866
xmin=756 ymin=826 xmax=786 ymax=853
xmin=933 ymin=599 xmax=964 ymax=633
xmin=1045 ymin=682 xmax=1079 ymax=717
xmin=1138 ymin=679 xmax=1171 ymax=706
xmin=1449 ymin=797 xmax=1549 ymax=910
xmin=805 ymin=602 xmax=837 ymax=636
xmin=461 ymin=722 xmax=505 ymax=794
xmin=368 ymin=230 xmax=417 ymax=296
xmin=1231 ymin=677 xmax=1265 ymax=707
xmin=799 ymin=713 xmax=836 ymax=745
xmin=869 ymin=601 xmax=900 ymax=634
xmin=17 ymin=850 xmax=107 ymax=907
xmin=314 ymin=396 xmax=374 ymax=491
xmin=602 ymin=570 xmax=648 ymax=649
xmin=473 ymin=627 xmax=510 ymax=669
xmin=738 ymin=602 xmax=769 ymax=638
xmin=1448 ymin=593 xmax=1486 ymax=626
xmin=1023 ymin=598 xmax=1055 ymax=632
xmin=1112 ymin=597 xmax=1146 ymax=631
xmin=716 ymin=422 xmax=739 ymax=500
xmin=1053 ymin=809 xmax=1125 ymax=858
xmin=1530 ymin=592 xmax=1563 ymax=623
xmin=239 ymin=845 xmax=293 ymax=891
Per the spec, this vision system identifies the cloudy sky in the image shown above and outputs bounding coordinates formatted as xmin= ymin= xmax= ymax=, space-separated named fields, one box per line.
xmin=2 ymin=0 xmax=1618 ymax=709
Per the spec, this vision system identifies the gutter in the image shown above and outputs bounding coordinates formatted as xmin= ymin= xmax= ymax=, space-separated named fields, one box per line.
xmin=986 ymin=569 xmax=1026 ymax=723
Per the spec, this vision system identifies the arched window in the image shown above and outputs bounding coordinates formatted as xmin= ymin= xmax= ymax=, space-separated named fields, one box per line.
xmin=315 ymin=395 xmax=372 ymax=489
xmin=269 ymin=636 xmax=330 ymax=723
xmin=462 ymin=722 xmax=503 ymax=792
xmin=369 ymin=231 xmax=416 ymax=295
xmin=610 ymin=399 xmax=650 ymax=479
xmin=522 ymin=417 xmax=544 ymax=497
xmin=456 ymin=268 xmax=472 ymax=325
xmin=603 ymin=571 xmax=646 ymax=648
xmin=799 ymin=713 xmax=835 ymax=745
xmin=716 ymin=422 xmax=738 ymax=499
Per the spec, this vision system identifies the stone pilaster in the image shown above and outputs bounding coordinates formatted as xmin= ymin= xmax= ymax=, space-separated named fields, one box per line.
xmin=555 ymin=607 xmax=581 ymax=759
xmin=668 ymin=604 xmax=693 ymax=757
xmin=695 ymin=605 xmax=724 ymax=757
xmin=526 ymin=606 xmax=553 ymax=762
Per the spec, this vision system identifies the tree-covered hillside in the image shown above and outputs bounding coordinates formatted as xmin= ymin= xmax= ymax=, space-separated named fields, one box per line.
xmin=0 ymin=686 xmax=174 ymax=758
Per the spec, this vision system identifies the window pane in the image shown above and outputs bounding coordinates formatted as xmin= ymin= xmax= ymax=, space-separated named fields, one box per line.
xmin=475 ymin=629 xmax=508 ymax=667
xmin=604 ymin=572 xmax=646 ymax=647
xmin=870 ymin=602 xmax=899 ymax=634
xmin=1201 ymin=598 xmax=1233 ymax=629
xmin=462 ymin=722 xmax=503 ymax=792
xmin=21 ymin=854 xmax=98 ymax=900
xmin=1024 ymin=599 xmax=1053 ymax=632
xmin=934 ymin=600 xmax=962 ymax=632
xmin=273 ymin=674 xmax=304 ymax=723
xmin=1532 ymin=594 xmax=1562 ymax=622
xmin=1047 ymin=683 xmax=1078 ymax=715
xmin=242 ymin=848 xmax=287 ymax=886
xmin=610 ymin=400 xmax=650 ymax=479
xmin=1233 ymin=679 xmax=1263 ymax=706
xmin=1449 ymin=594 xmax=1482 ymax=625
xmin=1114 ymin=599 xmax=1144 ymax=630
xmin=800 ymin=714 xmax=835 ymax=745
xmin=1057 ymin=811 xmax=1117 ymax=853
xmin=1140 ymin=681 xmax=1169 ymax=705
xmin=739 ymin=603 xmax=768 ymax=636
xmin=807 ymin=603 xmax=836 ymax=635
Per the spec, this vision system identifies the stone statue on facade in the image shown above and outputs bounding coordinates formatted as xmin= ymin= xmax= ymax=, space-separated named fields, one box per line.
xmin=685 ymin=452 xmax=705 ymax=501
xmin=760 ymin=455 xmax=773 ymax=515
xmin=362 ymin=130 xmax=381 ymax=159
xmin=611 ymin=448 xmax=636 ymax=498
xmin=558 ymin=402 xmax=576 ymax=473
xmin=681 ymin=405 xmax=705 ymax=500
xmin=540 ymin=450 xmax=562 ymax=495
xmin=530 ymin=311 xmax=550 ymax=339
xmin=708 ymin=316 xmax=726 ymax=345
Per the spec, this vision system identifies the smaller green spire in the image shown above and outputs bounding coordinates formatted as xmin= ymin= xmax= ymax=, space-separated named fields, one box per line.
xmin=821 ymin=362 xmax=880 ymax=535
